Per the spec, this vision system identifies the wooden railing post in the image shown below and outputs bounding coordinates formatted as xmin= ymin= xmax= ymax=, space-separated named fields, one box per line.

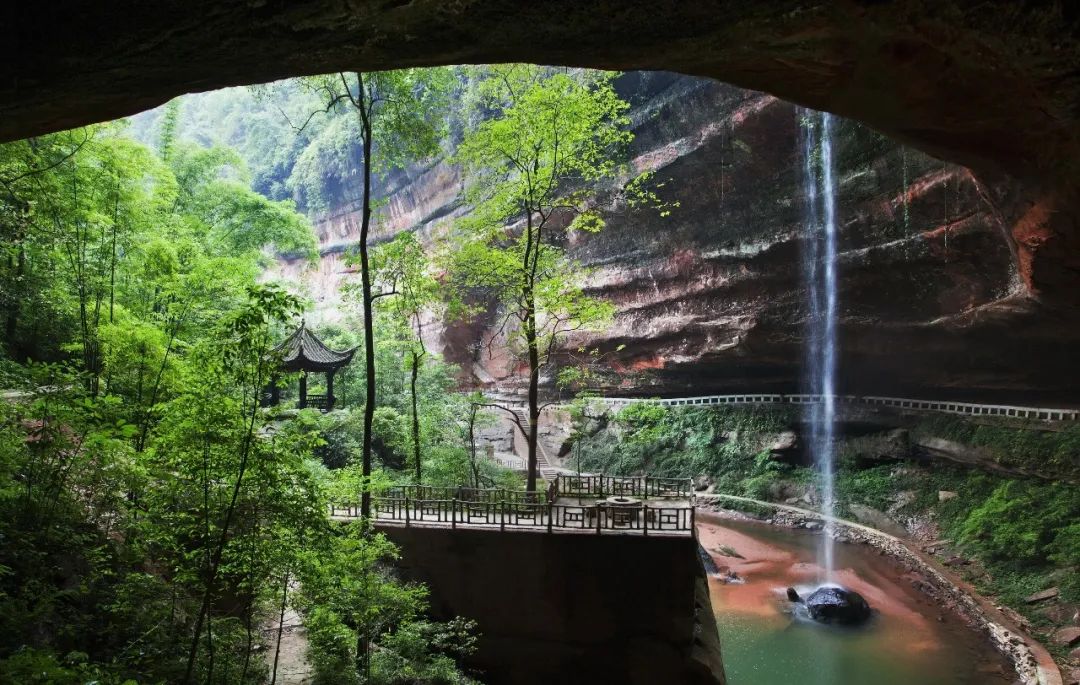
xmin=596 ymin=505 xmax=602 ymax=535
xmin=405 ymin=496 xmax=410 ymax=527
xmin=643 ymin=504 xmax=648 ymax=537
xmin=500 ymin=499 xmax=505 ymax=532
xmin=451 ymin=499 xmax=457 ymax=529
xmin=547 ymin=503 xmax=553 ymax=534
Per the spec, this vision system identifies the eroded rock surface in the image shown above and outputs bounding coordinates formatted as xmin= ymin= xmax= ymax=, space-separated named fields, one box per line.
xmin=275 ymin=73 xmax=1080 ymax=401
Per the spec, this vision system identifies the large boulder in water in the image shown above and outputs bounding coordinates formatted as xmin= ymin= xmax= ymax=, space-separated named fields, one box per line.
xmin=802 ymin=586 xmax=872 ymax=625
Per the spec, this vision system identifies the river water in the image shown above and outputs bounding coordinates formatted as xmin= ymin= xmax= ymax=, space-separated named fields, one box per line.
xmin=698 ymin=513 xmax=1014 ymax=685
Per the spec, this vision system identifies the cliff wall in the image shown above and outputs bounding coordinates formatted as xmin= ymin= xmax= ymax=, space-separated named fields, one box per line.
xmin=277 ymin=72 xmax=1080 ymax=403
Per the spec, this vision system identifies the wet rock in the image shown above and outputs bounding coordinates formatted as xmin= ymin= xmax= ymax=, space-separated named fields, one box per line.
xmin=768 ymin=431 xmax=797 ymax=452
xmin=1024 ymin=587 xmax=1059 ymax=604
xmin=803 ymin=586 xmax=872 ymax=625
xmin=693 ymin=475 xmax=712 ymax=492
xmin=938 ymin=490 xmax=959 ymax=502
xmin=1053 ymin=626 xmax=1080 ymax=647
xmin=720 ymin=570 xmax=742 ymax=584
xmin=803 ymin=521 xmax=822 ymax=531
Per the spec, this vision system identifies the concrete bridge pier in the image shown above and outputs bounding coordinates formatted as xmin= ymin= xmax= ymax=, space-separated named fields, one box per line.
xmin=377 ymin=524 xmax=726 ymax=685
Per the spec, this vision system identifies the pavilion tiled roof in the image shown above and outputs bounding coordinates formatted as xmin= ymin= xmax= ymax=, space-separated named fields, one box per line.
xmin=273 ymin=322 xmax=356 ymax=372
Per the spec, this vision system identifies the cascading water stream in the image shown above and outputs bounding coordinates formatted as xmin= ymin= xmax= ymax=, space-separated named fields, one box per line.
xmin=799 ymin=109 xmax=839 ymax=580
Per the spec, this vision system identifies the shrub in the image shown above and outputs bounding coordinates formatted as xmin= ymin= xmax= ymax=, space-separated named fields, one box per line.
xmin=573 ymin=404 xmax=793 ymax=484
xmin=953 ymin=480 xmax=1080 ymax=567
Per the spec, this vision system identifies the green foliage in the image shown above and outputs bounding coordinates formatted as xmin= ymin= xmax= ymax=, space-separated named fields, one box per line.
xmin=298 ymin=523 xmax=476 ymax=684
xmin=616 ymin=402 xmax=668 ymax=445
xmin=828 ymin=457 xmax=1080 ymax=607
xmin=283 ymin=69 xmax=454 ymax=214
xmin=573 ymin=403 xmax=793 ymax=492
xmin=445 ymin=65 xmax=639 ymax=489
xmin=454 ymin=65 xmax=631 ymax=236
xmin=370 ymin=619 xmax=479 ymax=685
xmin=952 ymin=480 xmax=1080 ymax=569
xmin=372 ymin=405 xmax=410 ymax=469
xmin=0 ymin=115 xmax=483 ymax=683
xmin=834 ymin=464 xmax=900 ymax=513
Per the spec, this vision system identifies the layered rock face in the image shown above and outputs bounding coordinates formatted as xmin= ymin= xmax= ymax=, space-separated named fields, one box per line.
xmin=279 ymin=72 xmax=1080 ymax=403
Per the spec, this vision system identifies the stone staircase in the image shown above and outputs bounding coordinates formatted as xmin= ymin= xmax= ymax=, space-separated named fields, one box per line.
xmin=504 ymin=404 xmax=560 ymax=482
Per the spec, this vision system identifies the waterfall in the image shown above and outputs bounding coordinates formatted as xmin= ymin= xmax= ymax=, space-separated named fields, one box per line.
xmin=799 ymin=109 xmax=839 ymax=579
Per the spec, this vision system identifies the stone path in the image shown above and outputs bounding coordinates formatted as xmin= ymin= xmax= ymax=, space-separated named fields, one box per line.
xmin=264 ymin=605 xmax=312 ymax=685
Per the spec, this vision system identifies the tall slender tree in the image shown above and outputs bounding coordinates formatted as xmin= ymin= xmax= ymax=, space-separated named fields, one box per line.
xmin=372 ymin=231 xmax=439 ymax=484
xmin=448 ymin=65 xmax=633 ymax=493
xmin=291 ymin=70 xmax=451 ymax=515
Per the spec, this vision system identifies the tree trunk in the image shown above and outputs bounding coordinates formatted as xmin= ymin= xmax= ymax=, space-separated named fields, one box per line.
xmin=525 ymin=305 xmax=540 ymax=494
xmin=356 ymin=73 xmax=376 ymax=520
xmin=3 ymin=244 xmax=22 ymax=349
xmin=270 ymin=570 xmax=290 ymax=685
xmin=467 ymin=404 xmax=480 ymax=489
xmin=410 ymin=349 xmax=422 ymax=484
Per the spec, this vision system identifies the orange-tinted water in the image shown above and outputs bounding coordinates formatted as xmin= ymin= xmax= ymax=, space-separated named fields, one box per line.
xmin=698 ymin=513 xmax=1014 ymax=684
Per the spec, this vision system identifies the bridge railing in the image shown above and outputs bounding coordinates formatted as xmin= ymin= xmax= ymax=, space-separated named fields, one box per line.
xmin=330 ymin=496 xmax=695 ymax=535
xmin=590 ymin=394 xmax=1078 ymax=422
xmin=553 ymin=474 xmax=692 ymax=499
xmin=386 ymin=485 xmax=539 ymax=504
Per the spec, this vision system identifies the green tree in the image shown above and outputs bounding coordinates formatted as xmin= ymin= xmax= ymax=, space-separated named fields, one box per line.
xmin=448 ymin=65 xmax=629 ymax=492
xmin=372 ymin=232 xmax=440 ymax=483
xmin=288 ymin=69 xmax=452 ymax=516
xmin=176 ymin=284 xmax=301 ymax=683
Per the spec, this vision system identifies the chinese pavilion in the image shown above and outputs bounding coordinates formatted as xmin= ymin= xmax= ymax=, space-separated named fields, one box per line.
xmin=267 ymin=321 xmax=355 ymax=411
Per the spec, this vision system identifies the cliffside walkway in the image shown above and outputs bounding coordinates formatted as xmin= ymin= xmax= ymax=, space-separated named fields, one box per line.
xmin=330 ymin=475 xmax=697 ymax=537
xmin=592 ymin=393 xmax=1080 ymax=422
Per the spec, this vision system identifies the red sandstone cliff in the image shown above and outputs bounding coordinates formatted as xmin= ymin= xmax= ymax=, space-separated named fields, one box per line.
xmin=274 ymin=72 xmax=1080 ymax=404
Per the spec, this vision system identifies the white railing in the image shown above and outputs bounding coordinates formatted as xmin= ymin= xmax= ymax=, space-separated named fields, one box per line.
xmin=589 ymin=393 xmax=1079 ymax=422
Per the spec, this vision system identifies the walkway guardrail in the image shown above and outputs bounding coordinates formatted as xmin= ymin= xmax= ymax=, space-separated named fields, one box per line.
xmin=591 ymin=394 xmax=1079 ymax=422
xmin=552 ymin=474 xmax=692 ymax=499
xmin=330 ymin=473 xmax=696 ymax=535
xmin=386 ymin=485 xmax=539 ymax=505
xmin=330 ymin=497 xmax=694 ymax=535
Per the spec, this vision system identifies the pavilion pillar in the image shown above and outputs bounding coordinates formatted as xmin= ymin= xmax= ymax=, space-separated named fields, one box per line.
xmin=326 ymin=370 xmax=336 ymax=411
xmin=269 ymin=374 xmax=280 ymax=406
xmin=299 ymin=372 xmax=308 ymax=409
